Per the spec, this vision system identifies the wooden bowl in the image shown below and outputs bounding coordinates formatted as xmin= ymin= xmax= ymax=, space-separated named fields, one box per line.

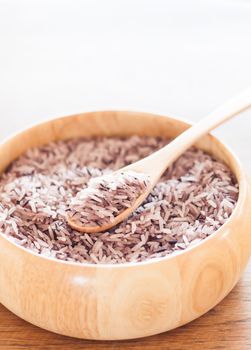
xmin=0 ymin=111 xmax=250 ymax=340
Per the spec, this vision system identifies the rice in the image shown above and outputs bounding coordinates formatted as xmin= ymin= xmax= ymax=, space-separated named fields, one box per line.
xmin=0 ymin=136 xmax=238 ymax=264
xmin=68 ymin=171 xmax=150 ymax=227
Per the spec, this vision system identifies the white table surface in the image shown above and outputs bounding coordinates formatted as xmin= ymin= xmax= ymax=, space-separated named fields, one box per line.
xmin=0 ymin=0 xmax=251 ymax=170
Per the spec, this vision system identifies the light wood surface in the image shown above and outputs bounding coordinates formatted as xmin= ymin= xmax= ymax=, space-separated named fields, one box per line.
xmin=0 ymin=111 xmax=251 ymax=344
xmin=69 ymin=90 xmax=251 ymax=233
xmin=1 ymin=264 xmax=251 ymax=349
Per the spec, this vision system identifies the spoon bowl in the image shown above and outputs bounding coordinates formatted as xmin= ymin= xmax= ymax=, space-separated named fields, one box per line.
xmin=67 ymin=182 xmax=152 ymax=233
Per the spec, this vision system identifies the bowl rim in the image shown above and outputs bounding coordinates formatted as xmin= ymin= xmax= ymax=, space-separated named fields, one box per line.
xmin=0 ymin=110 xmax=246 ymax=269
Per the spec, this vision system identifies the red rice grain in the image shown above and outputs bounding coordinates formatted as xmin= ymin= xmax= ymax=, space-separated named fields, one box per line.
xmin=0 ymin=136 xmax=238 ymax=264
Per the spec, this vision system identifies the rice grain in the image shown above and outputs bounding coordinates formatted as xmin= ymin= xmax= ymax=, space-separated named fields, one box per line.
xmin=0 ymin=136 xmax=238 ymax=264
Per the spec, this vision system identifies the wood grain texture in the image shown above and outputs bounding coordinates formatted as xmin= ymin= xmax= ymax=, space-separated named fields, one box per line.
xmin=0 ymin=111 xmax=251 ymax=346
xmin=0 ymin=263 xmax=250 ymax=350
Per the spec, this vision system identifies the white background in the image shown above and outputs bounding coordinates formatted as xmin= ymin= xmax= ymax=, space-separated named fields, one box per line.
xmin=0 ymin=0 xmax=251 ymax=169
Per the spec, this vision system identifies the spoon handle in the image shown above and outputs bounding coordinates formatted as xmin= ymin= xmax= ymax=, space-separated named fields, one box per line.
xmin=131 ymin=88 xmax=251 ymax=180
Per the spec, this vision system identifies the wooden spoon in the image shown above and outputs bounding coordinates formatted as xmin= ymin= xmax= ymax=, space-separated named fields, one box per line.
xmin=67 ymin=89 xmax=251 ymax=233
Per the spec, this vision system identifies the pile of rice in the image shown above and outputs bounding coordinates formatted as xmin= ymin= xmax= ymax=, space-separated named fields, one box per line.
xmin=0 ymin=136 xmax=238 ymax=264
xmin=68 ymin=171 xmax=150 ymax=228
